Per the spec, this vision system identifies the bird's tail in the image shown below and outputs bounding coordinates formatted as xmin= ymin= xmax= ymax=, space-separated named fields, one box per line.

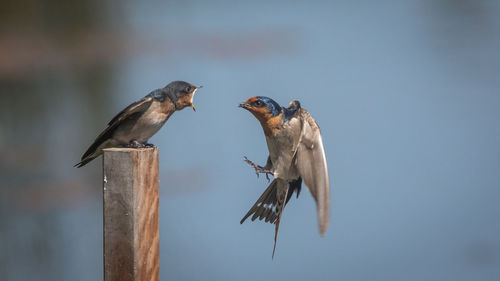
xmin=74 ymin=146 xmax=104 ymax=168
xmin=74 ymin=138 xmax=117 ymax=168
xmin=74 ymin=155 xmax=97 ymax=168
xmin=240 ymin=178 xmax=289 ymax=259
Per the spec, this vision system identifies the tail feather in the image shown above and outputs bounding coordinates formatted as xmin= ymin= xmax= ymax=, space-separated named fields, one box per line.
xmin=75 ymin=122 xmax=122 ymax=168
xmin=263 ymin=208 xmax=273 ymax=223
xmin=272 ymin=184 xmax=289 ymax=259
xmin=75 ymin=137 xmax=119 ymax=168
xmin=74 ymin=158 xmax=94 ymax=168
xmin=240 ymin=180 xmax=278 ymax=224
xmin=240 ymin=178 xmax=290 ymax=258
xmin=74 ymin=150 xmax=101 ymax=168
xmin=252 ymin=207 xmax=264 ymax=221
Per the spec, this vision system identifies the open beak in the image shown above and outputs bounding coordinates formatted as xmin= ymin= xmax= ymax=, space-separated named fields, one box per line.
xmin=190 ymin=86 xmax=201 ymax=112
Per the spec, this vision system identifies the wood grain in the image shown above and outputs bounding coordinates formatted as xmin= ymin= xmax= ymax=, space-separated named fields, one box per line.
xmin=103 ymin=147 xmax=159 ymax=281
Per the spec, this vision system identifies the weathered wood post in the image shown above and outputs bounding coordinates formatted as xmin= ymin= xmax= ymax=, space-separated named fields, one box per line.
xmin=102 ymin=147 xmax=159 ymax=281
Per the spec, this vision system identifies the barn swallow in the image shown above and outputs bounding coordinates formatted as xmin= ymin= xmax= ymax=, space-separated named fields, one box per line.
xmin=75 ymin=80 xmax=201 ymax=167
xmin=239 ymin=96 xmax=330 ymax=258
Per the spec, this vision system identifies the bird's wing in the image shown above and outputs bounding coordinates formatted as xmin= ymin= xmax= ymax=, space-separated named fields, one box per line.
xmin=79 ymin=97 xmax=154 ymax=162
xmin=294 ymin=109 xmax=330 ymax=236
xmin=107 ymin=96 xmax=154 ymax=126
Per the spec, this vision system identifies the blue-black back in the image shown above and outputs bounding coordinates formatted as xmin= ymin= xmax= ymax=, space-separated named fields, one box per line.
xmin=283 ymin=100 xmax=301 ymax=121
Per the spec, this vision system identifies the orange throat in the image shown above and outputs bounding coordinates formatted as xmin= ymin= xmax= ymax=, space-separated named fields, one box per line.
xmin=251 ymin=111 xmax=282 ymax=136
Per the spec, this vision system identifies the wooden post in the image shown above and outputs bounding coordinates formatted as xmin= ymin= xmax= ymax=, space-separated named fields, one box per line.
xmin=102 ymin=147 xmax=159 ymax=281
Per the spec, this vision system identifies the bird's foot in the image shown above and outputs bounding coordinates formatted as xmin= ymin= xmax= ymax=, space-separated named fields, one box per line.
xmin=144 ymin=143 xmax=155 ymax=148
xmin=127 ymin=140 xmax=145 ymax=148
xmin=244 ymin=156 xmax=273 ymax=182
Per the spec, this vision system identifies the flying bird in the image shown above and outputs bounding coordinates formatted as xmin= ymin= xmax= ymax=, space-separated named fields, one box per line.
xmin=239 ymin=96 xmax=330 ymax=258
xmin=75 ymin=80 xmax=201 ymax=167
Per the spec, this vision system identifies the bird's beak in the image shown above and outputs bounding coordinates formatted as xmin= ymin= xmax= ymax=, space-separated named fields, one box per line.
xmin=239 ymin=102 xmax=250 ymax=109
xmin=190 ymin=86 xmax=201 ymax=112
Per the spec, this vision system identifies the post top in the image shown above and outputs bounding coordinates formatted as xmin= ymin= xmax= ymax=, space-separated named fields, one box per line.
xmin=103 ymin=147 xmax=158 ymax=152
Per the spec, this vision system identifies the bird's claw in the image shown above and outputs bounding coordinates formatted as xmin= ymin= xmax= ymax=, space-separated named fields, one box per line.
xmin=126 ymin=140 xmax=155 ymax=148
xmin=244 ymin=156 xmax=273 ymax=182
xmin=126 ymin=140 xmax=142 ymax=148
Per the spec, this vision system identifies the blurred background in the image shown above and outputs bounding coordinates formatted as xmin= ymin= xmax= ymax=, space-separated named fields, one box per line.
xmin=1 ymin=0 xmax=500 ymax=280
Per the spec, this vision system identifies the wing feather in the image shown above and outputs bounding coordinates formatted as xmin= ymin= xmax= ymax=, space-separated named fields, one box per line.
xmin=79 ymin=97 xmax=154 ymax=162
xmin=107 ymin=96 xmax=154 ymax=126
xmin=294 ymin=109 xmax=330 ymax=236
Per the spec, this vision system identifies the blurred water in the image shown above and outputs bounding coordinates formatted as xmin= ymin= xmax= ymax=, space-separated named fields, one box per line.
xmin=1 ymin=0 xmax=500 ymax=280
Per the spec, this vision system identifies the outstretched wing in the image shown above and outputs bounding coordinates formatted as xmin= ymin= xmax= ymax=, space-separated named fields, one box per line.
xmin=77 ymin=96 xmax=154 ymax=163
xmin=294 ymin=109 xmax=330 ymax=236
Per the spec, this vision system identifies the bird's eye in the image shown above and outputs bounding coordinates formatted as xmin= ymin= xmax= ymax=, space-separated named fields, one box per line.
xmin=185 ymin=86 xmax=192 ymax=93
xmin=254 ymin=100 xmax=263 ymax=107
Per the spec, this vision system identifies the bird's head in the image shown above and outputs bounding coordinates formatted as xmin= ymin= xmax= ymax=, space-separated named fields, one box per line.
xmin=239 ymin=96 xmax=283 ymax=135
xmin=165 ymin=81 xmax=202 ymax=111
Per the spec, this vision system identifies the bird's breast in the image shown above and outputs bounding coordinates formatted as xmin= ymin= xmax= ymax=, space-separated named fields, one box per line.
xmin=141 ymin=109 xmax=169 ymax=125
xmin=264 ymin=117 xmax=302 ymax=179
xmin=133 ymin=102 xmax=173 ymax=140
xmin=266 ymin=134 xmax=299 ymax=180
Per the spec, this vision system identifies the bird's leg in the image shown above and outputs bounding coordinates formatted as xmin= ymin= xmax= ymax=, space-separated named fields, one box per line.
xmin=244 ymin=156 xmax=274 ymax=182
xmin=127 ymin=140 xmax=145 ymax=148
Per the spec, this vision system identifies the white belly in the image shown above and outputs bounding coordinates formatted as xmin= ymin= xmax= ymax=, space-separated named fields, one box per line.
xmin=266 ymin=135 xmax=299 ymax=180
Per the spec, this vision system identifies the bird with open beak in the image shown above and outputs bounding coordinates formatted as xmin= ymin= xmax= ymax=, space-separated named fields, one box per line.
xmin=75 ymin=80 xmax=201 ymax=167
xmin=239 ymin=96 xmax=330 ymax=258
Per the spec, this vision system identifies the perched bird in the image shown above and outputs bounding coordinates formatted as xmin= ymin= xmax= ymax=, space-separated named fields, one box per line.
xmin=239 ymin=96 xmax=330 ymax=258
xmin=75 ymin=81 xmax=201 ymax=167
